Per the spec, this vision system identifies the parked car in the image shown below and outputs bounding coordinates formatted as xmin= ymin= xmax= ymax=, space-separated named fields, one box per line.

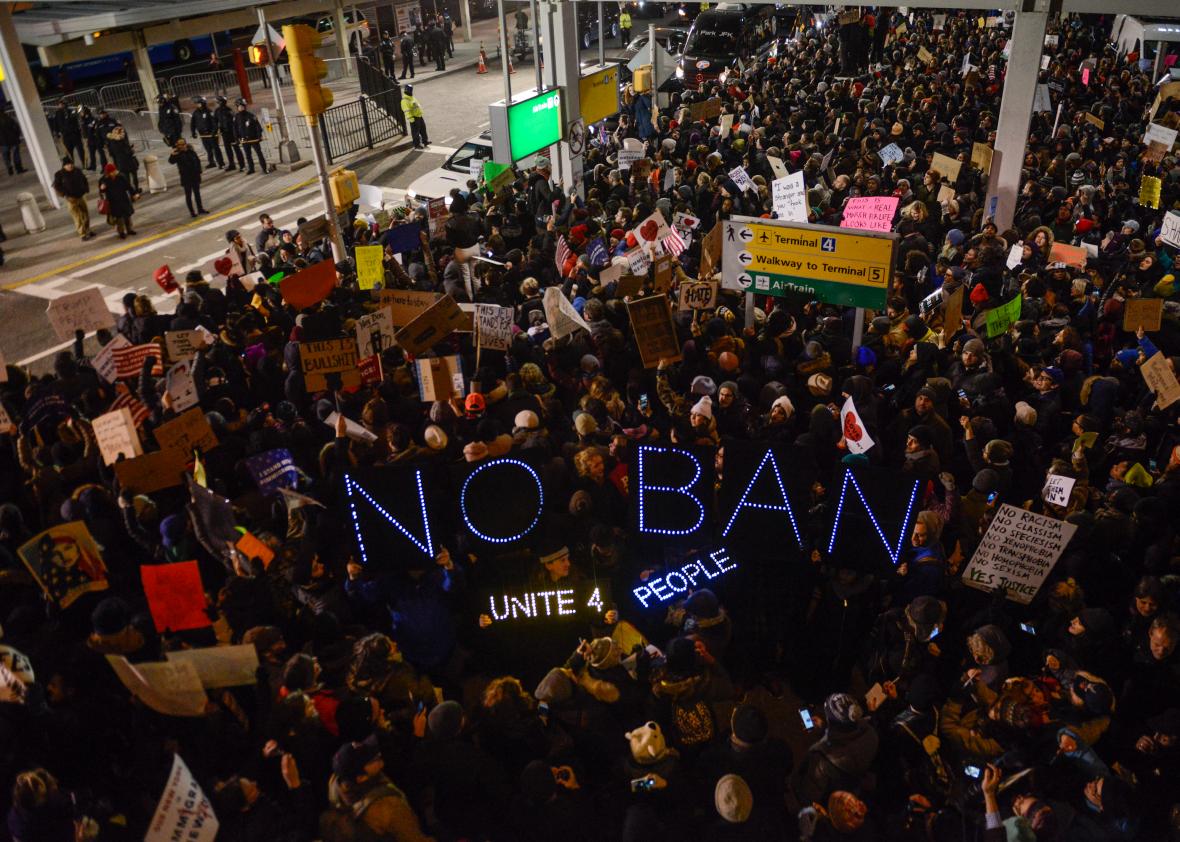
xmin=619 ymin=25 xmax=689 ymax=63
xmin=406 ymin=132 xmax=538 ymax=205
xmin=576 ymin=4 xmax=621 ymax=50
xmin=314 ymin=9 xmax=370 ymax=49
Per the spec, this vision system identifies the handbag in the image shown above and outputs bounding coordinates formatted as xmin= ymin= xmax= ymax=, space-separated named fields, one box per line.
xmin=97 ymin=198 xmax=110 ymax=215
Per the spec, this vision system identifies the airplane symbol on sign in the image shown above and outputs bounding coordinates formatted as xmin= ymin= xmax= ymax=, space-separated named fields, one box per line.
xmin=738 ymin=252 xmax=753 ymax=266
xmin=821 ymin=237 xmax=837 ymax=252
xmin=739 ymin=228 xmax=754 ymax=242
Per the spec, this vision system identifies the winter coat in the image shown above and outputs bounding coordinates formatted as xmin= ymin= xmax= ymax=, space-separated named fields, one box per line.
xmin=191 ymin=106 xmax=218 ymax=137
xmin=793 ymin=720 xmax=880 ymax=805
xmin=52 ymin=167 xmax=88 ymax=199
xmin=169 ymin=147 xmax=203 ymax=186
xmin=99 ymin=172 xmax=134 ymax=219
xmin=236 ymin=110 xmax=263 ymax=144
xmin=215 ymin=104 xmax=237 ymax=139
xmin=106 ymin=131 xmax=138 ymax=174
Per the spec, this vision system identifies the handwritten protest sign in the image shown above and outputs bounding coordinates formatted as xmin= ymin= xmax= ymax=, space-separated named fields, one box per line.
xmin=1143 ymin=122 xmax=1178 ymax=149
xmin=300 ymin=338 xmax=361 ymax=391
xmin=163 ymin=328 xmax=212 ymax=363
xmin=475 ymin=304 xmax=514 ymax=351
xmin=1161 ymin=211 xmax=1180 ymax=248
xmin=1123 ymin=298 xmax=1164 ymax=332
xmin=166 ymin=359 xmax=199 ymax=413
xmin=1141 ymin=352 xmax=1180 ymax=409
xmin=46 ymin=287 xmax=113 ymax=341
xmin=1048 ymin=242 xmax=1087 ymax=269
xmin=325 ymin=411 xmax=378 ymax=443
xmin=154 ymin=407 xmax=219 ymax=456
xmin=678 ymin=280 xmax=719 ymax=311
xmin=107 ymin=656 xmax=207 ymax=718
xmin=235 ymin=531 xmax=275 ymax=569
xmin=878 ymin=143 xmax=904 ymax=166
xmin=985 ymin=294 xmax=1022 ymax=338
xmin=355 ymin=307 xmax=395 ymax=358
xmin=772 ymin=171 xmax=808 ymax=222
xmin=654 ymin=254 xmax=673 ymax=292
xmin=971 ymin=142 xmax=994 ymax=174
xmin=93 ymin=407 xmax=142 ymax=465
xmin=1042 ymin=474 xmax=1077 ymax=507
xmin=719 ymin=113 xmax=734 ymax=139
xmin=931 ymin=152 xmax=962 ymax=183
xmin=840 ymin=196 xmax=899 ymax=232
xmin=543 ymin=287 xmax=591 ymax=339
xmin=165 ymin=645 xmax=260 ymax=689
xmin=355 ymin=244 xmax=385 ymax=290
xmin=141 ymin=561 xmax=211 ymax=633
xmin=144 ymin=755 xmax=218 ymax=842
xmin=377 ymin=288 xmax=440 ymax=326
xmin=627 ymin=295 xmax=681 ymax=368
xmin=617 ymin=148 xmax=644 ymax=169
xmin=962 ymin=505 xmax=1077 ymax=604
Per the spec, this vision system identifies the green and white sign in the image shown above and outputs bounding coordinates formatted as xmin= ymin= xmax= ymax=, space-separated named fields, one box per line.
xmin=489 ymin=87 xmax=564 ymax=163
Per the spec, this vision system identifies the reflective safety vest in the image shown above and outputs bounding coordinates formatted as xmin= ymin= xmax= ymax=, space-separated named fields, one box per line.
xmin=619 ymin=12 xmax=632 ymax=29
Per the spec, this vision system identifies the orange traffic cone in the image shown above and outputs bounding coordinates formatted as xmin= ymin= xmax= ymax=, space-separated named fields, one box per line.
xmin=477 ymin=44 xmax=488 ymax=74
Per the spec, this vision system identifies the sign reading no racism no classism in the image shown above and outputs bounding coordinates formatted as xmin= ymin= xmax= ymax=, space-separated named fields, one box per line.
xmin=961 ymin=504 xmax=1077 ymax=604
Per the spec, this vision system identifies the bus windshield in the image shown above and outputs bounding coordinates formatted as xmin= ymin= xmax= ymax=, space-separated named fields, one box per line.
xmin=686 ymin=21 xmax=741 ymax=56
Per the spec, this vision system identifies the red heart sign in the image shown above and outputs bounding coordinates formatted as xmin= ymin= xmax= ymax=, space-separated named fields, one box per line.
xmin=214 ymin=256 xmax=234 ymax=277
xmin=843 ymin=411 xmax=864 ymax=442
xmin=640 ymin=220 xmax=660 ymax=242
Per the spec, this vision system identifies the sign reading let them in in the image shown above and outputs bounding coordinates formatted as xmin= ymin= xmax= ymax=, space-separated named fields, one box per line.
xmin=721 ymin=215 xmax=896 ymax=310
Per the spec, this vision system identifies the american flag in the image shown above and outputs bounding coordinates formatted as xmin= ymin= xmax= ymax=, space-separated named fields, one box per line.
xmin=110 ymin=384 xmax=150 ymax=428
xmin=555 ymin=235 xmax=572 ymax=272
xmin=662 ymin=227 xmax=687 ymax=257
xmin=112 ymin=343 xmax=164 ymax=379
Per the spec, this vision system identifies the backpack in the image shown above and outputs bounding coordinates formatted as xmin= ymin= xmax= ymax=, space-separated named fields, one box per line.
xmin=671 ymin=699 xmax=715 ymax=746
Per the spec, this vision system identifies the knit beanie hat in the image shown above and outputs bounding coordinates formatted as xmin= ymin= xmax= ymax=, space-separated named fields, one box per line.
xmin=731 ymin=704 xmax=768 ymax=743
xmin=685 ymin=588 xmax=720 ymax=619
xmin=91 ymin=597 xmax=131 ymax=636
xmin=573 ymin=411 xmax=598 ymax=436
xmin=714 ymin=774 xmax=753 ymax=823
xmin=771 ymin=394 xmax=795 ymax=418
xmin=691 ymin=375 xmax=717 ymax=396
xmin=828 ymin=791 xmax=868 ymax=833
xmin=625 ymin=721 xmax=669 ymax=765
xmin=972 ymin=467 xmax=1000 ymax=493
xmin=824 ymin=692 xmax=864 ymax=729
xmin=514 ymin=410 xmax=540 ymax=431
xmin=691 ymin=395 xmax=713 ymax=419
xmin=534 ymin=667 xmax=576 ymax=703
xmin=427 ymin=700 xmax=464 ymax=739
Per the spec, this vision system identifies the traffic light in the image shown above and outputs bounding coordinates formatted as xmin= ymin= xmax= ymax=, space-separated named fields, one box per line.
xmin=247 ymin=44 xmax=270 ymax=65
xmin=283 ymin=23 xmax=333 ymax=121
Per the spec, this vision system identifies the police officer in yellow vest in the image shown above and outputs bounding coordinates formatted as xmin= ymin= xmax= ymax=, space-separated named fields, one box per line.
xmin=619 ymin=8 xmax=631 ymax=48
xmin=401 ymin=84 xmax=430 ymax=150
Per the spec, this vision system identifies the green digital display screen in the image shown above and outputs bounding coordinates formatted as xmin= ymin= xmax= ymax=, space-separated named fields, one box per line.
xmin=506 ymin=88 xmax=563 ymax=162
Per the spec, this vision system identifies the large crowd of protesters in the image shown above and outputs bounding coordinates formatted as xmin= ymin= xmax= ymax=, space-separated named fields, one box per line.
xmin=2 ymin=7 xmax=1180 ymax=842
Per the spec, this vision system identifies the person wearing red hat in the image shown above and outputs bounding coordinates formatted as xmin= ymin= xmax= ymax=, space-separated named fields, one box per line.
xmin=97 ymin=161 xmax=135 ymax=239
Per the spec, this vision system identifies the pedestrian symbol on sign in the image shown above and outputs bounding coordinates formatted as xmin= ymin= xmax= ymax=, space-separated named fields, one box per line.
xmin=821 ymin=237 xmax=836 ymax=252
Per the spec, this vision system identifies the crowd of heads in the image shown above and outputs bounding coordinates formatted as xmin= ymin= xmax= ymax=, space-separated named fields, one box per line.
xmin=3 ymin=8 xmax=1180 ymax=842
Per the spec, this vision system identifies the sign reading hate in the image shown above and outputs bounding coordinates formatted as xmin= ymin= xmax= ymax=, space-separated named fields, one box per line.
xmin=961 ymin=505 xmax=1077 ymax=604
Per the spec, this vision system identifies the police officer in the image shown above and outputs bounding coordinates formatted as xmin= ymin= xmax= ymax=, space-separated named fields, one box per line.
xmin=190 ymin=96 xmax=225 ymax=169
xmin=234 ymin=98 xmax=268 ymax=175
xmin=399 ymin=30 xmax=415 ymax=79
xmin=214 ymin=95 xmax=244 ymax=172
xmin=380 ymin=32 xmax=397 ymax=77
xmin=52 ymin=102 xmax=84 ymax=167
xmin=157 ymin=94 xmax=183 ymax=148
xmin=619 ymin=7 xmax=632 ymax=47
xmin=401 ymin=83 xmax=429 ymax=149
xmin=79 ymin=106 xmax=107 ymax=171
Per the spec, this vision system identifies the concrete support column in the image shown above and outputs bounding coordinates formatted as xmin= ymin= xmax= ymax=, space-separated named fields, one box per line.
xmin=0 ymin=7 xmax=61 ymax=208
xmin=550 ymin=0 xmax=583 ymax=197
xmin=461 ymin=0 xmax=473 ymax=43
xmin=987 ymin=5 xmax=1048 ymax=232
xmin=131 ymin=31 xmax=160 ymax=106
xmin=333 ymin=0 xmax=353 ymax=74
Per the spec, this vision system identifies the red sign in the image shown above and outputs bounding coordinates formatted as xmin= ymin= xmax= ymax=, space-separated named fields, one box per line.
xmin=140 ymin=561 xmax=212 ymax=633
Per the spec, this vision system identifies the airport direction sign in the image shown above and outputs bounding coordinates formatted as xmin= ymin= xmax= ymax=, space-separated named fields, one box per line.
xmin=720 ymin=216 xmax=896 ymax=309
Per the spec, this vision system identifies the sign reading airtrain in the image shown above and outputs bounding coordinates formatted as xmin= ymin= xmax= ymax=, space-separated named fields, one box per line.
xmin=720 ymin=216 xmax=896 ymax=310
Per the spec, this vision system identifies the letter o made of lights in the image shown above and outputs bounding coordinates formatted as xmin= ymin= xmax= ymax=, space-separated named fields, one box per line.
xmin=460 ymin=458 xmax=544 ymax=544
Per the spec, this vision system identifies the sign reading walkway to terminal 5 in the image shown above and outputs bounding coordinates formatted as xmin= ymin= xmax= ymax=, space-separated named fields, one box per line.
xmin=489 ymin=87 xmax=564 ymax=163
xmin=721 ymin=215 xmax=896 ymax=309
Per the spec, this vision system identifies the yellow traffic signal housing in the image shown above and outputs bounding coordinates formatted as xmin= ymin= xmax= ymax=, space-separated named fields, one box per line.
xmin=248 ymin=44 xmax=270 ymax=65
xmin=283 ymin=23 xmax=334 ymax=121
xmin=330 ymin=169 xmax=360 ymax=211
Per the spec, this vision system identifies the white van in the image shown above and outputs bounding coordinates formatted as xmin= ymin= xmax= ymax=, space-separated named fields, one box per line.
xmin=1111 ymin=15 xmax=1180 ymax=71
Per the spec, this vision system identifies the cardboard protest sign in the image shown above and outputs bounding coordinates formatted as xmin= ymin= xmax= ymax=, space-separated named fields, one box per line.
xmin=767 ymin=155 xmax=788 ymax=179
xmin=46 ymin=287 xmax=114 ymax=341
xmin=962 ymin=504 xmax=1077 ymax=604
xmin=113 ymin=343 xmax=164 ymax=378
xmin=840 ymin=396 xmax=875 ymax=454
xmin=354 ymin=244 xmax=384 ymax=290
xmin=279 ymin=258 xmax=336 ymax=310
xmin=1042 ymin=474 xmax=1077 ymax=507
xmin=165 ymin=359 xmax=199 ymax=413
xmin=297 ymin=214 xmax=331 ymax=244
xmin=616 ymin=273 xmax=646 ymax=299
xmin=689 ymin=98 xmax=722 ymax=121
xmin=970 ymin=142 xmax=994 ymax=174
xmin=986 ymin=294 xmax=1023 ymax=338
xmin=931 ymin=152 xmax=962 ymax=183
xmin=840 ymin=196 xmax=899 ymax=232
xmin=235 ymin=531 xmax=275 ymax=569
xmin=107 ymin=656 xmax=207 ymax=718
xmin=141 ymin=561 xmax=211 ymax=633
xmin=1141 ymin=352 xmax=1180 ymax=409
xmin=699 ymin=222 xmax=723 ymax=278
xmin=632 ymin=210 xmax=672 ymax=248
xmin=1162 ymin=211 xmax=1180 ymax=249
xmin=878 ymin=143 xmax=904 ymax=166
xmin=719 ymin=113 xmax=734 ymax=139
xmin=92 ymin=334 xmax=131 ymax=383
xmin=244 ymin=449 xmax=300 ymax=496
xmin=300 ymin=338 xmax=361 ymax=391
xmin=943 ymin=286 xmax=965 ymax=335
xmin=1083 ymin=112 xmax=1104 ymax=130
xmin=679 ymin=280 xmax=719 ymax=311
xmin=475 ymin=304 xmax=514 ymax=351
xmin=627 ymin=295 xmax=681 ymax=368
xmin=144 ymin=755 xmax=218 ymax=842
xmin=93 ymin=407 xmax=142 ymax=465
xmin=154 ymin=407 xmax=219 ymax=456
xmin=163 ymin=329 xmax=211 ymax=363
xmin=1124 ymin=298 xmax=1164 ymax=332
xmin=773 ymin=171 xmax=808 ymax=222
xmin=654 ymin=254 xmax=674 ymax=292
xmin=355 ymin=307 xmax=395 ymax=358
xmin=18 ymin=522 xmax=107 ymax=608
xmin=394 ymin=294 xmax=467 ymax=356
xmin=165 ymin=645 xmax=260 ymax=689
xmin=114 ymin=448 xmax=188 ymax=494
xmin=918 ymin=46 xmax=935 ymax=65
xmin=416 ymin=355 xmax=465 ymax=401
xmin=1139 ymin=175 xmax=1162 ymax=209
xmin=377 ymin=288 xmax=440 ymax=326
xmin=1143 ymin=122 xmax=1178 ymax=149
xmin=543 ymin=287 xmax=591 ymax=339
xmin=1048 ymin=242 xmax=1087 ymax=270
xmin=937 ymin=184 xmax=956 ymax=205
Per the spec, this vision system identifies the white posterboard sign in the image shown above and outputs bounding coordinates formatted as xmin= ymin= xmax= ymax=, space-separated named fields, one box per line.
xmin=728 ymin=166 xmax=756 ymax=194
xmin=1042 ymin=474 xmax=1076 ymax=507
xmin=772 ymin=171 xmax=808 ymax=222
xmin=542 ymin=286 xmax=590 ymax=339
xmin=46 ymin=287 xmax=114 ymax=342
xmin=166 ymin=359 xmax=200 ymax=413
xmin=1160 ymin=211 xmax=1180 ymax=249
xmin=767 ymin=155 xmax=788 ymax=179
xmin=355 ymin=307 xmax=395 ymax=357
xmin=475 ymin=304 xmax=514 ymax=351
xmin=1143 ymin=123 xmax=1178 ymax=149
xmin=93 ymin=407 xmax=143 ymax=465
xmin=145 ymin=754 xmax=219 ymax=842
xmin=961 ymin=504 xmax=1078 ymax=604
xmin=617 ymin=149 xmax=644 ymax=170
xmin=358 ymin=183 xmax=384 ymax=208
xmin=878 ymin=143 xmax=904 ymax=166
xmin=1006 ymin=242 xmax=1024 ymax=269
xmin=165 ymin=645 xmax=260 ymax=689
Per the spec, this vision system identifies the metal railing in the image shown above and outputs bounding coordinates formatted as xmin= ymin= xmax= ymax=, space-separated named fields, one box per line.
xmin=317 ymin=91 xmax=404 ymax=164
xmin=101 ymin=108 xmax=192 ymax=154
xmin=43 ymin=89 xmax=101 ymax=110
xmin=98 ymin=82 xmax=148 ymax=111
xmin=167 ymin=69 xmax=237 ymax=103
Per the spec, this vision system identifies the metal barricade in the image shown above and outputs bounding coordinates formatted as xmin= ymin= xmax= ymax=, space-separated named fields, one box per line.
xmin=43 ymin=89 xmax=101 ymax=110
xmin=167 ymin=69 xmax=237 ymax=103
xmin=104 ymin=108 xmax=192 ymax=154
xmin=98 ymin=82 xmax=148 ymax=111
xmin=317 ymin=93 xmax=403 ymax=164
